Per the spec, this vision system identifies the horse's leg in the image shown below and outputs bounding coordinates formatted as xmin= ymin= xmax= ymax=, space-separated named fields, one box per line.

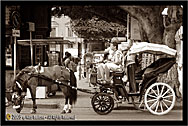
xmin=29 ymin=85 xmax=37 ymax=114
xmin=67 ymin=97 xmax=72 ymax=113
xmin=61 ymin=96 xmax=69 ymax=114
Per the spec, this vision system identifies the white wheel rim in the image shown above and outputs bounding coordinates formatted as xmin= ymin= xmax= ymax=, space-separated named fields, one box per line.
xmin=144 ymin=83 xmax=176 ymax=115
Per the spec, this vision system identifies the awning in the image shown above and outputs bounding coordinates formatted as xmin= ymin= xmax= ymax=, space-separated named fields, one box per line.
xmin=64 ymin=37 xmax=84 ymax=43
xmin=128 ymin=42 xmax=177 ymax=56
xmin=17 ymin=38 xmax=71 ymax=46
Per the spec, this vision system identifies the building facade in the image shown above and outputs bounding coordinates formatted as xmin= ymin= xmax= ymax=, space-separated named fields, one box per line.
xmin=50 ymin=15 xmax=84 ymax=58
xmin=5 ymin=5 xmax=52 ymax=91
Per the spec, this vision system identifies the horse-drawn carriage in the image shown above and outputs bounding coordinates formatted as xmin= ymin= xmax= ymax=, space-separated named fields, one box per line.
xmin=90 ymin=42 xmax=177 ymax=115
xmin=11 ymin=42 xmax=178 ymax=116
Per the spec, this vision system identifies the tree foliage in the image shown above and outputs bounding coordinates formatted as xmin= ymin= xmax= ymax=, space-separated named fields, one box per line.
xmin=51 ymin=5 xmax=128 ymax=39
xmin=70 ymin=17 xmax=127 ymax=39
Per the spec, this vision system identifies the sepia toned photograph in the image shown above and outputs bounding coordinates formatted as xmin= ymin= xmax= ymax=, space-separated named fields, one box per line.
xmin=2 ymin=1 xmax=185 ymax=123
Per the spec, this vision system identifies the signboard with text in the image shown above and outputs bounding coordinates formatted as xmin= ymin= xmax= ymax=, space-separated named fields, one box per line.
xmin=27 ymin=22 xmax=35 ymax=32
xmin=12 ymin=29 xmax=20 ymax=37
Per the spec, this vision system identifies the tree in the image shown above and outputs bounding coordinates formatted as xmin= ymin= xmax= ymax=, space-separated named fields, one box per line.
xmin=51 ymin=5 xmax=183 ymax=97
xmin=70 ymin=17 xmax=127 ymax=39
xmin=51 ymin=6 xmax=127 ymax=39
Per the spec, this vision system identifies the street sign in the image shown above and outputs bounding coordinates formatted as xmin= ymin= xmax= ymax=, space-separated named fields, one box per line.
xmin=12 ymin=29 xmax=20 ymax=37
xmin=11 ymin=11 xmax=21 ymax=29
xmin=27 ymin=22 xmax=35 ymax=32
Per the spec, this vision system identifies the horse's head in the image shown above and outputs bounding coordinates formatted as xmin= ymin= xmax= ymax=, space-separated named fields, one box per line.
xmin=11 ymin=66 xmax=33 ymax=113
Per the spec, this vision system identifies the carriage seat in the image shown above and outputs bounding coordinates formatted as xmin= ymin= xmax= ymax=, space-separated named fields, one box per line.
xmin=110 ymin=69 xmax=124 ymax=76
xmin=111 ymin=71 xmax=125 ymax=85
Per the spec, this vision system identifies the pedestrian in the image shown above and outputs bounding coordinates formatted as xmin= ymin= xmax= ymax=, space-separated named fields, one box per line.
xmin=63 ymin=52 xmax=76 ymax=72
xmin=78 ymin=62 xmax=82 ymax=80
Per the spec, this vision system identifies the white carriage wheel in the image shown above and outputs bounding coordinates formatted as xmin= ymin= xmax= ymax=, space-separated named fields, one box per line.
xmin=144 ymin=83 xmax=176 ymax=115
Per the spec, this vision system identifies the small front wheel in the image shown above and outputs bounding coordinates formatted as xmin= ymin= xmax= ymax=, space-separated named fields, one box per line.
xmin=91 ymin=93 xmax=114 ymax=115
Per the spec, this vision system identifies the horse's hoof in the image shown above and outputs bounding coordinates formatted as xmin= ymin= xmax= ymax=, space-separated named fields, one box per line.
xmin=61 ymin=110 xmax=66 ymax=114
xmin=16 ymin=108 xmax=21 ymax=113
xmin=31 ymin=109 xmax=36 ymax=114
xmin=67 ymin=109 xmax=71 ymax=113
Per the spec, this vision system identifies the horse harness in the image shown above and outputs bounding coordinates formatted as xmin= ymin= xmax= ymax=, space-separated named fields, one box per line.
xmin=15 ymin=66 xmax=72 ymax=90
xmin=15 ymin=66 xmax=94 ymax=94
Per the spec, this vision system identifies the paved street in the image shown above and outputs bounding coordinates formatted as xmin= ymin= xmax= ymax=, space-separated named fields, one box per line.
xmin=5 ymin=77 xmax=183 ymax=121
xmin=6 ymin=106 xmax=182 ymax=121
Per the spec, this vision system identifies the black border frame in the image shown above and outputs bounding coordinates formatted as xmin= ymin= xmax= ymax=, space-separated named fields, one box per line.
xmin=1 ymin=0 xmax=187 ymax=126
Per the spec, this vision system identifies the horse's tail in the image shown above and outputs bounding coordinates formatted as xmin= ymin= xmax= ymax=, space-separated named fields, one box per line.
xmin=70 ymin=70 xmax=77 ymax=104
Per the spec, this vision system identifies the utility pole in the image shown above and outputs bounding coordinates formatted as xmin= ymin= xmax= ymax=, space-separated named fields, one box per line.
xmin=127 ymin=14 xmax=130 ymax=40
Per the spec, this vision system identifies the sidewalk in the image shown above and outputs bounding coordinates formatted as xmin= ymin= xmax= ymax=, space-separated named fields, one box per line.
xmin=22 ymin=78 xmax=183 ymax=110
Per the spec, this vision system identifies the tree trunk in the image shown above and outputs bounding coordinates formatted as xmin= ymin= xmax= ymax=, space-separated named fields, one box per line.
xmin=119 ymin=6 xmax=165 ymax=43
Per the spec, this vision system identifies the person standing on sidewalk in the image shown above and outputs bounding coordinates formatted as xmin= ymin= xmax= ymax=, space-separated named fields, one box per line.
xmin=63 ymin=52 xmax=77 ymax=72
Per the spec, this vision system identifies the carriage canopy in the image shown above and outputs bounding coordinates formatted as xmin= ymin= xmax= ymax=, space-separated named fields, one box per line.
xmin=128 ymin=42 xmax=177 ymax=57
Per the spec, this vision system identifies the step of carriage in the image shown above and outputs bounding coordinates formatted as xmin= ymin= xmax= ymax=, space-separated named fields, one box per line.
xmin=128 ymin=92 xmax=140 ymax=96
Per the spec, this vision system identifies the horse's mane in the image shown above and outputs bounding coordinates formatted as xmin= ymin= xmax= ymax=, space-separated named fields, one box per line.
xmin=15 ymin=66 xmax=35 ymax=80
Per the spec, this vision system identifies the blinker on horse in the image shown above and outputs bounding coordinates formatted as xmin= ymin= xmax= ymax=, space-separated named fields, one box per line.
xmin=11 ymin=65 xmax=77 ymax=114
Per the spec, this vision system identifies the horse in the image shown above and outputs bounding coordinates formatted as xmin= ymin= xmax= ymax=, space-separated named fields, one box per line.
xmin=11 ymin=65 xmax=77 ymax=114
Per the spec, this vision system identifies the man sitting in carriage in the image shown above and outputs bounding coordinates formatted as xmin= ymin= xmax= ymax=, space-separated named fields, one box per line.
xmin=97 ymin=38 xmax=142 ymax=95
xmin=103 ymin=42 xmax=124 ymax=84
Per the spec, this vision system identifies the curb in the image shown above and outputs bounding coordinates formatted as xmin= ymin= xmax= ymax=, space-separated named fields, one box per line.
xmin=24 ymin=103 xmax=59 ymax=109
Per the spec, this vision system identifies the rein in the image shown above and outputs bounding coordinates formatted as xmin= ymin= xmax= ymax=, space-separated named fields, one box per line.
xmin=26 ymin=72 xmax=95 ymax=94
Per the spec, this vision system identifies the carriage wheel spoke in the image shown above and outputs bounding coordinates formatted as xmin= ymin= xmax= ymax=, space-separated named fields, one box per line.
xmin=149 ymin=100 xmax=158 ymax=109
xmin=146 ymin=98 xmax=157 ymax=103
xmin=162 ymin=100 xmax=169 ymax=109
xmin=155 ymin=101 xmax=159 ymax=112
xmin=160 ymin=101 xmax=164 ymax=113
xmin=160 ymin=85 xmax=165 ymax=96
xmin=156 ymin=85 xmax=159 ymax=95
xmin=103 ymin=105 xmax=107 ymax=110
xmin=163 ymin=99 xmax=172 ymax=103
xmin=94 ymin=102 xmax=100 ymax=105
xmin=151 ymin=88 xmax=158 ymax=96
xmin=162 ymin=89 xmax=170 ymax=97
xmin=96 ymin=97 xmax=101 ymax=101
xmin=163 ymin=94 xmax=173 ymax=99
xmin=147 ymin=94 xmax=157 ymax=98
xmin=96 ymin=105 xmax=101 ymax=110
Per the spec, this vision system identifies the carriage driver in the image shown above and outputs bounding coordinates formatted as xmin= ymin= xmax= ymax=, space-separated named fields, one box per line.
xmin=125 ymin=39 xmax=141 ymax=94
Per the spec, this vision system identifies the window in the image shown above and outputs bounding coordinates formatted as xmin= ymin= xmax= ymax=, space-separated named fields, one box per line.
xmin=68 ymin=44 xmax=73 ymax=48
xmin=50 ymin=28 xmax=56 ymax=37
xmin=68 ymin=27 xmax=73 ymax=37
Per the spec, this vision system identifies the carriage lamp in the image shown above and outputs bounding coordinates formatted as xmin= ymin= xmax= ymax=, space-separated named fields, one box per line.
xmin=162 ymin=8 xmax=168 ymax=27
